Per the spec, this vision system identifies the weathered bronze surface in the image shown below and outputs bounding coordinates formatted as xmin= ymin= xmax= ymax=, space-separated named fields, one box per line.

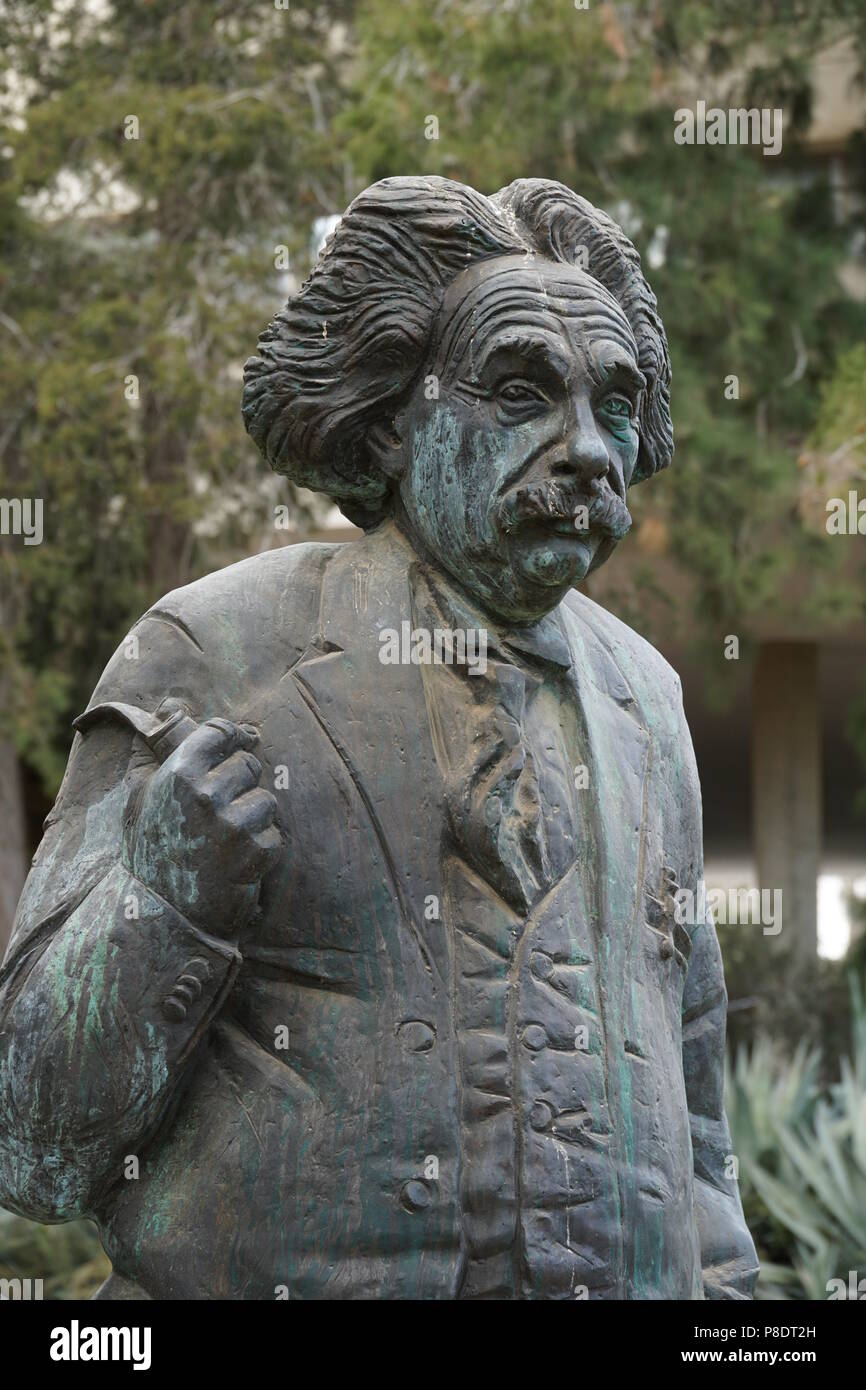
xmin=0 ymin=177 xmax=757 ymax=1299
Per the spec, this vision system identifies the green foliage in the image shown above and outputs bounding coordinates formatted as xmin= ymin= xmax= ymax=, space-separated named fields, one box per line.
xmin=727 ymin=1035 xmax=822 ymax=1168
xmin=809 ymin=343 xmax=866 ymax=457
xmin=341 ymin=0 xmax=866 ymax=669
xmin=0 ymin=1 xmax=346 ymax=797
xmin=1 ymin=0 xmax=866 ymax=801
xmin=0 ymin=1209 xmax=110 ymax=1300
xmin=721 ymin=924 xmax=860 ymax=1074
xmin=727 ymin=978 xmax=866 ymax=1299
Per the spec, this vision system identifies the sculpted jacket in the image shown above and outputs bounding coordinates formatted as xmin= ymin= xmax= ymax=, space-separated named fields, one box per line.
xmin=0 ymin=522 xmax=758 ymax=1299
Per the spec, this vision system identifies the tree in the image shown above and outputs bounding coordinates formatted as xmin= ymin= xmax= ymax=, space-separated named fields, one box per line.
xmin=0 ymin=0 xmax=353 ymax=829
xmin=338 ymin=0 xmax=866 ymax=657
xmin=2 ymin=0 xmax=866 ymax=951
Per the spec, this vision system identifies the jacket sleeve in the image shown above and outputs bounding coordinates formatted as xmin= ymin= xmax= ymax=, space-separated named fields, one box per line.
xmin=682 ymin=910 xmax=759 ymax=1299
xmin=0 ymin=607 xmax=239 ymax=1223
xmin=674 ymin=682 xmax=759 ymax=1300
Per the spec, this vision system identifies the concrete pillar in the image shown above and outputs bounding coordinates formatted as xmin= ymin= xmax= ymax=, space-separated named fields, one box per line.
xmin=752 ymin=642 xmax=821 ymax=957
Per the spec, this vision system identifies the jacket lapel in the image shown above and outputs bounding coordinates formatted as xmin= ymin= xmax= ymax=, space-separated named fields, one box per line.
xmin=291 ymin=526 xmax=450 ymax=991
xmin=559 ymin=593 xmax=652 ymax=943
xmin=292 ymin=529 xmax=652 ymax=1000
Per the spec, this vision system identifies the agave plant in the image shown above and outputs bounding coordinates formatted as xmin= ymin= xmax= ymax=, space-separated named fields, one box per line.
xmin=725 ymin=1034 xmax=822 ymax=1195
xmin=727 ymin=977 xmax=866 ymax=1300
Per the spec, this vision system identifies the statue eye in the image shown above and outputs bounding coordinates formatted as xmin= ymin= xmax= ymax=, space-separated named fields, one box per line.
xmin=599 ymin=394 xmax=634 ymax=421
xmin=498 ymin=380 xmax=545 ymax=408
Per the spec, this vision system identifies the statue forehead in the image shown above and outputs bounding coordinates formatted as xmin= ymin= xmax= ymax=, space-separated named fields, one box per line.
xmin=431 ymin=253 xmax=638 ymax=368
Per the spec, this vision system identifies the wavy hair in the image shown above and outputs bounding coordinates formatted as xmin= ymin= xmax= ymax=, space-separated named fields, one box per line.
xmin=242 ymin=176 xmax=672 ymax=528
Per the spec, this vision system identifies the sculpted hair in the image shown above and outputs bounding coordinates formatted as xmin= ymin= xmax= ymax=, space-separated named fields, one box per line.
xmin=242 ymin=175 xmax=673 ymax=528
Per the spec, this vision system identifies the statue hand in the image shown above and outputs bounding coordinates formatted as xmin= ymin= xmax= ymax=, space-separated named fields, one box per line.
xmin=126 ymin=717 xmax=281 ymax=939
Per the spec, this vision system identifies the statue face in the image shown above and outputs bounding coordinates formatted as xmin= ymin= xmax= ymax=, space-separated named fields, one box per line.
xmin=391 ymin=255 xmax=644 ymax=624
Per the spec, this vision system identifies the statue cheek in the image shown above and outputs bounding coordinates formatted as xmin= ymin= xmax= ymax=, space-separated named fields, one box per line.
xmin=406 ymin=410 xmax=462 ymax=505
xmin=403 ymin=410 xmax=475 ymax=554
xmin=407 ymin=412 xmax=522 ymax=555
xmin=614 ymin=428 xmax=640 ymax=488
xmin=458 ymin=432 xmax=520 ymax=538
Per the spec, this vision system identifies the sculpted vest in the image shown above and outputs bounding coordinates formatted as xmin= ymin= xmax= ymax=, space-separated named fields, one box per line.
xmin=411 ymin=561 xmax=701 ymax=1298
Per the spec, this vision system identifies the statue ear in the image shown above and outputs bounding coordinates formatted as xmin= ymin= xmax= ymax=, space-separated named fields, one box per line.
xmin=366 ymin=418 xmax=405 ymax=482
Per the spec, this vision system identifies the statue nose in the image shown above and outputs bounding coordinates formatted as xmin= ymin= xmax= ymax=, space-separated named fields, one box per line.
xmin=563 ymin=401 xmax=609 ymax=481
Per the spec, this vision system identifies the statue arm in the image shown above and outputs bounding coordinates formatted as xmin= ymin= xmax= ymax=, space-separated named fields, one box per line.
xmin=682 ymin=905 xmax=759 ymax=1299
xmin=666 ymin=678 xmax=758 ymax=1300
xmin=0 ymin=618 xmax=240 ymax=1222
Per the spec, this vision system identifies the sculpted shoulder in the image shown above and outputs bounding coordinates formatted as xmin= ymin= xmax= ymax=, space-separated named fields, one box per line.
xmin=90 ymin=541 xmax=340 ymax=719
xmin=562 ymin=589 xmax=701 ymax=861
xmin=561 ymin=587 xmax=684 ymax=714
xmin=146 ymin=540 xmax=338 ymax=649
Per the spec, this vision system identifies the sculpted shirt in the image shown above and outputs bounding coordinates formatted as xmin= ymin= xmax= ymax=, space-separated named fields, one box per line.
xmin=413 ymin=564 xmax=595 ymax=1297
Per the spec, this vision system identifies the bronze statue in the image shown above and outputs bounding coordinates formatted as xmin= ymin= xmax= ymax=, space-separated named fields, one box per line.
xmin=0 ymin=176 xmax=758 ymax=1299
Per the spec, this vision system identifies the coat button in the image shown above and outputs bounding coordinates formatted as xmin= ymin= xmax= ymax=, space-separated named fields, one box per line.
xmin=400 ymin=1180 xmax=431 ymax=1213
xmin=529 ymin=1100 xmax=554 ymax=1131
xmin=181 ymin=957 xmax=210 ymax=981
xmin=530 ymin=951 xmax=554 ymax=982
xmin=396 ymin=1020 xmax=436 ymax=1053
xmin=522 ymin=1024 xmax=548 ymax=1052
xmin=176 ymin=972 xmax=204 ymax=999
xmin=645 ymin=894 xmax=666 ymax=928
xmin=172 ymin=978 xmax=200 ymax=1006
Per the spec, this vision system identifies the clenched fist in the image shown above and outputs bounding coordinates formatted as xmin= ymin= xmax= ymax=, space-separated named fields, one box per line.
xmin=125 ymin=717 xmax=281 ymax=938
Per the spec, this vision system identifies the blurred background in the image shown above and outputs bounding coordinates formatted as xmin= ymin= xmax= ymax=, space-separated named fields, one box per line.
xmin=1 ymin=0 xmax=865 ymax=1299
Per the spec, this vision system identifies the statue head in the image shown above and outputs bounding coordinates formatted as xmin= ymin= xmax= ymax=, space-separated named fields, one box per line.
xmin=243 ymin=176 xmax=672 ymax=623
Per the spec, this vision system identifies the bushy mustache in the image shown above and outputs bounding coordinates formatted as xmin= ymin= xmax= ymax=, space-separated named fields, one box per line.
xmin=497 ymin=476 xmax=632 ymax=541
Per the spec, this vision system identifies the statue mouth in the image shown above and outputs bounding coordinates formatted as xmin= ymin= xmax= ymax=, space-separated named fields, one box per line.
xmin=498 ymin=476 xmax=632 ymax=541
xmin=547 ymin=517 xmax=591 ymax=539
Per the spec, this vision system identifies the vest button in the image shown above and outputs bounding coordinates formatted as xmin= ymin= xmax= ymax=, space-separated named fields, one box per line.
xmin=530 ymin=951 xmax=555 ymax=982
xmin=529 ymin=1100 xmax=554 ymax=1132
xmin=523 ymin=1024 xmax=548 ymax=1052
xmin=396 ymin=1020 xmax=436 ymax=1053
xmin=400 ymin=1180 xmax=431 ymax=1213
